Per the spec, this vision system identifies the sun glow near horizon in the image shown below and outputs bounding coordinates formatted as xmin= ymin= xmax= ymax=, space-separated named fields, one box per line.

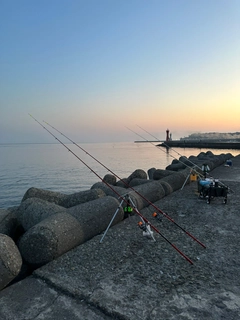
xmin=0 ymin=0 xmax=239 ymax=143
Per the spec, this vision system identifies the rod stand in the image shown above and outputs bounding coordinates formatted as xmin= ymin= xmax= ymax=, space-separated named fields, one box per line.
xmin=99 ymin=197 xmax=125 ymax=243
xmin=181 ymin=169 xmax=192 ymax=190
xmin=127 ymin=195 xmax=155 ymax=242
xmin=100 ymin=193 xmax=155 ymax=243
xmin=181 ymin=166 xmax=198 ymax=190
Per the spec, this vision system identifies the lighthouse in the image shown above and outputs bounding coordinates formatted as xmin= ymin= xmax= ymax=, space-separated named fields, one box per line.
xmin=166 ymin=129 xmax=170 ymax=141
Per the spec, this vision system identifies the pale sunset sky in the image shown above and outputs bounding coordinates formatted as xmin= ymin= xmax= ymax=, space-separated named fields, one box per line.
xmin=0 ymin=0 xmax=239 ymax=143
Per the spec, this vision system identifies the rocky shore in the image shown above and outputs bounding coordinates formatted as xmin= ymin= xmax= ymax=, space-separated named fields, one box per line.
xmin=1 ymin=151 xmax=240 ymax=319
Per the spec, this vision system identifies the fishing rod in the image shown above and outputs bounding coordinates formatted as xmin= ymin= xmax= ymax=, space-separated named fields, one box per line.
xmin=44 ymin=119 xmax=206 ymax=249
xmin=136 ymin=125 xmax=231 ymax=191
xmin=29 ymin=114 xmax=194 ymax=264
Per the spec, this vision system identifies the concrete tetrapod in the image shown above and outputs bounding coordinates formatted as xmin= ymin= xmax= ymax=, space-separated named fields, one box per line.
xmin=21 ymin=187 xmax=105 ymax=208
xmin=18 ymin=196 xmax=124 ymax=267
xmin=128 ymin=180 xmax=166 ymax=210
xmin=68 ymin=195 xmax=124 ymax=242
xmin=17 ymin=198 xmax=67 ymax=231
xmin=0 ymin=209 xmax=21 ymax=240
xmin=91 ymin=182 xmax=128 ymax=198
xmin=160 ymin=168 xmax=190 ymax=192
xmin=0 ymin=233 xmax=22 ymax=291
xmin=18 ymin=212 xmax=84 ymax=268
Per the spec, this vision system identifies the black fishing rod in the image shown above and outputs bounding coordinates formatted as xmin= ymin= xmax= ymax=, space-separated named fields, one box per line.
xmin=44 ymin=119 xmax=206 ymax=249
xmin=29 ymin=114 xmax=194 ymax=265
xmin=136 ymin=125 xmax=231 ymax=191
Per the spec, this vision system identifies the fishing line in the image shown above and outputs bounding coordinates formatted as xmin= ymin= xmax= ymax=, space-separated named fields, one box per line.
xmin=44 ymin=119 xmax=206 ymax=249
xmin=29 ymin=114 xmax=194 ymax=264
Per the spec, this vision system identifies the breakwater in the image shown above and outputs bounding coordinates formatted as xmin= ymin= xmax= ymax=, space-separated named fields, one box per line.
xmin=159 ymin=140 xmax=240 ymax=149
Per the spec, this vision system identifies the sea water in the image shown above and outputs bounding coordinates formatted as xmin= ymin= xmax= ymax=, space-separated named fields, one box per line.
xmin=0 ymin=142 xmax=239 ymax=208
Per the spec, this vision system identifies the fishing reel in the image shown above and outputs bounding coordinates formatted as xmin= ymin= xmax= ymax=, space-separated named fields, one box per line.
xmin=152 ymin=212 xmax=162 ymax=222
xmin=138 ymin=221 xmax=155 ymax=241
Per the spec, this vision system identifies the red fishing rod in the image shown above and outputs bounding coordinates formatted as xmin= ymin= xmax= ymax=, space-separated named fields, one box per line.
xmin=29 ymin=114 xmax=194 ymax=265
xmin=44 ymin=120 xmax=206 ymax=249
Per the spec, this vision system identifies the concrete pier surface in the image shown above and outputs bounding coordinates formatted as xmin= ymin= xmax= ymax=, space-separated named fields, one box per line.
xmin=1 ymin=156 xmax=240 ymax=319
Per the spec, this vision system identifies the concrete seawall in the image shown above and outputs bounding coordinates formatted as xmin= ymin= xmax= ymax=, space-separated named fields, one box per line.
xmin=159 ymin=140 xmax=240 ymax=149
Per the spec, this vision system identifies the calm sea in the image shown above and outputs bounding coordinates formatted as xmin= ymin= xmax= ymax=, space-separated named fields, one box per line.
xmin=1 ymin=142 xmax=239 ymax=209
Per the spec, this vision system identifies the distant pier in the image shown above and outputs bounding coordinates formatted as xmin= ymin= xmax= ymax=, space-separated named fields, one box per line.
xmin=135 ymin=140 xmax=240 ymax=150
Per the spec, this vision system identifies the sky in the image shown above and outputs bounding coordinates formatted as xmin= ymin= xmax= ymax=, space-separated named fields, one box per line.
xmin=0 ymin=0 xmax=240 ymax=143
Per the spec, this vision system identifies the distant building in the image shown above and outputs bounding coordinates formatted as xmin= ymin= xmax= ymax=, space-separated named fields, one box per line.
xmin=180 ymin=132 xmax=240 ymax=141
